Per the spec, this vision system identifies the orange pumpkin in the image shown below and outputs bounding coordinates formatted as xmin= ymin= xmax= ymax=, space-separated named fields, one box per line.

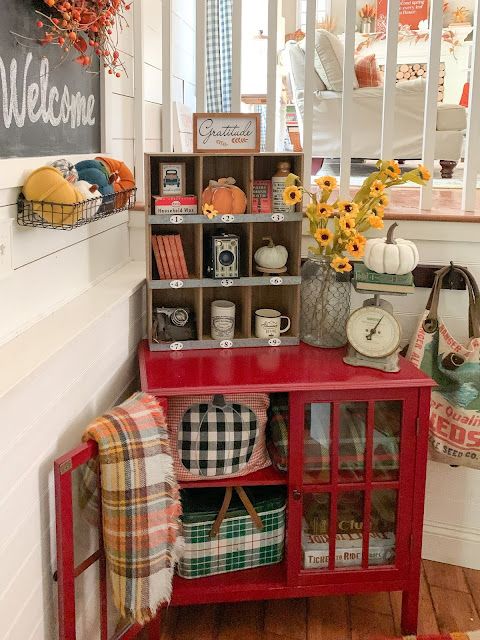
xmin=202 ymin=177 xmax=247 ymax=215
xmin=96 ymin=157 xmax=135 ymax=208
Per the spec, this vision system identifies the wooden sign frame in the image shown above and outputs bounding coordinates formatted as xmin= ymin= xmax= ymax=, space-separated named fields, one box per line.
xmin=193 ymin=112 xmax=261 ymax=154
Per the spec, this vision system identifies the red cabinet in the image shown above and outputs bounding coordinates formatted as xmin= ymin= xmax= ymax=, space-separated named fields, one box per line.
xmin=139 ymin=340 xmax=434 ymax=635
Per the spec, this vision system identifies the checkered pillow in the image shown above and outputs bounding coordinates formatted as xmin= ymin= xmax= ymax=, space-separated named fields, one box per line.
xmin=355 ymin=54 xmax=381 ymax=88
xmin=167 ymin=393 xmax=271 ymax=481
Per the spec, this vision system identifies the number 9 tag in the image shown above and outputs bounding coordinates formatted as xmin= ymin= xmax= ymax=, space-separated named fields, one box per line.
xmin=270 ymin=276 xmax=283 ymax=286
xmin=220 ymin=340 xmax=233 ymax=349
xmin=170 ymin=280 xmax=184 ymax=289
xmin=169 ymin=214 xmax=184 ymax=224
xmin=268 ymin=338 xmax=282 ymax=347
xmin=221 ymin=214 xmax=235 ymax=223
xmin=271 ymin=213 xmax=285 ymax=222
xmin=170 ymin=342 xmax=184 ymax=351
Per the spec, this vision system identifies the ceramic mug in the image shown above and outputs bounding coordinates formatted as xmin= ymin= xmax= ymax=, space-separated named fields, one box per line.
xmin=254 ymin=308 xmax=291 ymax=339
xmin=211 ymin=300 xmax=236 ymax=340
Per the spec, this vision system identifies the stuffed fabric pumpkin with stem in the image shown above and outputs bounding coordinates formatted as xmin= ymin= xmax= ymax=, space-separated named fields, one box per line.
xmin=202 ymin=177 xmax=247 ymax=215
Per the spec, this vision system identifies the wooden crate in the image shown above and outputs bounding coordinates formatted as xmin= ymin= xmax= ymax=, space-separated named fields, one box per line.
xmin=145 ymin=152 xmax=304 ymax=351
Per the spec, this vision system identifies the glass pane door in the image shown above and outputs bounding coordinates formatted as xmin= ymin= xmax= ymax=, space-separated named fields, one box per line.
xmin=373 ymin=401 xmax=402 ymax=480
xmin=303 ymin=403 xmax=331 ymax=484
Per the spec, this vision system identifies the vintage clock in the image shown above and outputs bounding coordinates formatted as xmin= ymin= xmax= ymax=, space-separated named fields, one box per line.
xmin=344 ymin=296 xmax=402 ymax=372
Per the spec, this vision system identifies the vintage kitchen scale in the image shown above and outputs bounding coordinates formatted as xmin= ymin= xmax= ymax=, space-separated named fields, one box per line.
xmin=344 ymin=289 xmax=407 ymax=373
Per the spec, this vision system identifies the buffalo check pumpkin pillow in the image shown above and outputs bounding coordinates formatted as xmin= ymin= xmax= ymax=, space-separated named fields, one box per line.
xmin=355 ymin=53 xmax=381 ymax=88
xmin=167 ymin=393 xmax=271 ymax=481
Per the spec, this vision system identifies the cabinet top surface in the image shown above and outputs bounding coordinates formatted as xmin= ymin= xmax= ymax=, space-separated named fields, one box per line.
xmin=138 ymin=340 xmax=434 ymax=396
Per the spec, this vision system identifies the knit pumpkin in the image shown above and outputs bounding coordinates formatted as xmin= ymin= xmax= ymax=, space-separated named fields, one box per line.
xmin=75 ymin=160 xmax=115 ymax=211
xmin=96 ymin=156 xmax=135 ymax=208
xmin=23 ymin=166 xmax=84 ymax=226
xmin=202 ymin=177 xmax=247 ymax=215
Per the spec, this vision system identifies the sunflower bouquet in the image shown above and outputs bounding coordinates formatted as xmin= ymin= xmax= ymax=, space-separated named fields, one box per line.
xmin=282 ymin=160 xmax=431 ymax=274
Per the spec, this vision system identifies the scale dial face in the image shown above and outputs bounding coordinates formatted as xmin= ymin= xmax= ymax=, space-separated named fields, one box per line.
xmin=347 ymin=305 xmax=401 ymax=358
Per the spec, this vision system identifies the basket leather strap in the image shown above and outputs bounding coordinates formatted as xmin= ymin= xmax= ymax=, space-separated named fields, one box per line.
xmin=209 ymin=486 xmax=264 ymax=539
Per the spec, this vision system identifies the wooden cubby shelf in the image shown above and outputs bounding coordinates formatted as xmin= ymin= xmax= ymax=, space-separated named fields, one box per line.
xmin=145 ymin=152 xmax=303 ymax=351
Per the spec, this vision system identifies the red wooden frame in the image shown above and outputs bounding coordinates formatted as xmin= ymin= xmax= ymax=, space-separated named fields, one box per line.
xmin=55 ymin=342 xmax=433 ymax=638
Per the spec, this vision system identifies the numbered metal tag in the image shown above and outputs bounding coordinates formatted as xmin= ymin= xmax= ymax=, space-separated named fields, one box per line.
xmin=268 ymin=338 xmax=282 ymax=347
xmin=271 ymin=213 xmax=285 ymax=222
xmin=169 ymin=342 xmax=184 ymax=351
xmin=270 ymin=276 xmax=283 ymax=286
xmin=170 ymin=280 xmax=184 ymax=289
xmin=169 ymin=214 xmax=184 ymax=224
xmin=221 ymin=279 xmax=234 ymax=287
xmin=221 ymin=214 xmax=235 ymax=223
xmin=220 ymin=340 xmax=233 ymax=349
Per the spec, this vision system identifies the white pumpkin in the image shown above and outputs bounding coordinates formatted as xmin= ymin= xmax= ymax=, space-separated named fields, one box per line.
xmin=364 ymin=223 xmax=419 ymax=275
xmin=254 ymin=237 xmax=288 ymax=269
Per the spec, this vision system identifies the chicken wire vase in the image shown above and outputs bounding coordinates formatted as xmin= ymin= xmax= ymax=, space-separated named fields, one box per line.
xmin=301 ymin=254 xmax=351 ymax=348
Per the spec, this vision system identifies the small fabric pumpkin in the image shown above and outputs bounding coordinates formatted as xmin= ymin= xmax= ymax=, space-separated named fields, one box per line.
xmin=50 ymin=159 xmax=78 ymax=184
xmin=254 ymin=237 xmax=288 ymax=270
xmin=96 ymin=156 xmax=135 ymax=208
xmin=364 ymin=222 xmax=419 ymax=275
xmin=23 ymin=166 xmax=84 ymax=226
xmin=75 ymin=160 xmax=115 ymax=211
xmin=75 ymin=180 xmax=102 ymax=217
xmin=202 ymin=177 xmax=247 ymax=215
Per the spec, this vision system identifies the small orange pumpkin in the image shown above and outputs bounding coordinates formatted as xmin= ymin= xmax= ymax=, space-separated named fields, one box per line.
xmin=202 ymin=177 xmax=247 ymax=215
xmin=96 ymin=157 xmax=135 ymax=208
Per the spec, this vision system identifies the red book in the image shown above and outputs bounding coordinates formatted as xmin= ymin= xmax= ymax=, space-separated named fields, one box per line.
xmin=151 ymin=236 xmax=165 ymax=279
xmin=174 ymin=235 xmax=189 ymax=279
xmin=162 ymin=235 xmax=177 ymax=280
xmin=157 ymin=236 xmax=172 ymax=279
xmin=166 ymin=235 xmax=181 ymax=279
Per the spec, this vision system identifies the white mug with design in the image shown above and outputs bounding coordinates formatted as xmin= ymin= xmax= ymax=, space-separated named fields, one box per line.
xmin=211 ymin=300 xmax=236 ymax=340
xmin=254 ymin=308 xmax=291 ymax=339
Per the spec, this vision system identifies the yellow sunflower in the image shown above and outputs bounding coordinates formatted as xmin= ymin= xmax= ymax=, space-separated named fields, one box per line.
xmin=337 ymin=200 xmax=359 ymax=216
xmin=384 ymin=161 xmax=401 ymax=179
xmin=368 ymin=214 xmax=384 ymax=229
xmin=346 ymin=236 xmax=366 ymax=258
xmin=315 ymin=175 xmax=338 ymax=191
xmin=314 ymin=227 xmax=334 ymax=246
xmin=317 ymin=203 xmax=335 ymax=219
xmin=283 ymin=185 xmax=303 ymax=206
xmin=370 ymin=204 xmax=385 ymax=218
xmin=202 ymin=203 xmax=218 ymax=219
xmin=370 ymin=180 xmax=386 ymax=197
xmin=377 ymin=194 xmax=389 ymax=207
xmin=339 ymin=215 xmax=356 ymax=233
xmin=331 ymin=255 xmax=353 ymax=273
xmin=418 ymin=165 xmax=431 ymax=181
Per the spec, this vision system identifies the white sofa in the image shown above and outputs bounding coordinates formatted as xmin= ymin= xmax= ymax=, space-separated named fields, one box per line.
xmin=286 ymin=31 xmax=467 ymax=177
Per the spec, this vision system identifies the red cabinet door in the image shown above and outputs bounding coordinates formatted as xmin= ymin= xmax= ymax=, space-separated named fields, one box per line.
xmin=287 ymin=388 xmax=419 ymax=587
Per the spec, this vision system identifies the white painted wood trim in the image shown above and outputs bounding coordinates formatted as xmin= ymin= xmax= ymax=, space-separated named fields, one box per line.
xmin=100 ymin=66 xmax=113 ymax=154
xmin=133 ymin=1 xmax=146 ymax=202
xmin=420 ymin=0 xmax=443 ymax=211
xmin=161 ymin=0 xmax=173 ymax=151
xmin=339 ymin=0 xmax=356 ymax=199
xmin=462 ymin=0 xmax=480 ymax=211
xmin=423 ymin=520 xmax=480 ymax=570
xmin=231 ymin=0 xmax=242 ymax=112
xmin=302 ymin=0 xmax=316 ymax=188
xmin=381 ymin=0 xmax=400 ymax=159
xmin=195 ymin=0 xmax=207 ymax=112
xmin=266 ymin=0 xmax=280 ymax=152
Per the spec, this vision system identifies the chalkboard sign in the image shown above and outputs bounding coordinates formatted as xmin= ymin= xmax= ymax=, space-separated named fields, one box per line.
xmin=0 ymin=0 xmax=101 ymax=158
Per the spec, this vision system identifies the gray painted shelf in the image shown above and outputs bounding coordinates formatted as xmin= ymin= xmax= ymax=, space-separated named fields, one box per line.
xmin=148 ymin=336 xmax=300 ymax=351
xmin=148 ymin=276 xmax=302 ymax=290
xmin=148 ymin=212 xmax=303 ymax=225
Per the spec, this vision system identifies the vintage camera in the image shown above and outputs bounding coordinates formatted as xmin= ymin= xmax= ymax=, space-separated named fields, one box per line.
xmin=205 ymin=231 xmax=240 ymax=278
xmin=152 ymin=307 xmax=196 ymax=343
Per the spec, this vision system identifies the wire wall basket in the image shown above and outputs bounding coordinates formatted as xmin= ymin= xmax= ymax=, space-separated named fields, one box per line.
xmin=17 ymin=188 xmax=136 ymax=231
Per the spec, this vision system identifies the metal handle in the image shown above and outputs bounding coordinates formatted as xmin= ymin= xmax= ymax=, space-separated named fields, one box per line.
xmin=292 ymin=489 xmax=302 ymax=501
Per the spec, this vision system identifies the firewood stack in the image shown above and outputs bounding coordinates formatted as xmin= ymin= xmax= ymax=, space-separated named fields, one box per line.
xmin=378 ymin=62 xmax=446 ymax=102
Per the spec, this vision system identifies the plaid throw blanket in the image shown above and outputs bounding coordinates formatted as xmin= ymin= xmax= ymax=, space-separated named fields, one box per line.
xmin=79 ymin=392 xmax=183 ymax=626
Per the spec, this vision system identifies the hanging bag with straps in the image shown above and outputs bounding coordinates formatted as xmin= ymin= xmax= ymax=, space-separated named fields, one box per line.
xmin=406 ymin=264 xmax=480 ymax=469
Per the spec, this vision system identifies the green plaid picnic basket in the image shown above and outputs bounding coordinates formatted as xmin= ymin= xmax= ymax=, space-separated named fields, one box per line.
xmin=178 ymin=486 xmax=286 ymax=579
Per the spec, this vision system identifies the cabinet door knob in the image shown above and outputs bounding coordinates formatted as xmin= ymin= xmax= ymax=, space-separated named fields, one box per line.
xmin=292 ymin=489 xmax=302 ymax=500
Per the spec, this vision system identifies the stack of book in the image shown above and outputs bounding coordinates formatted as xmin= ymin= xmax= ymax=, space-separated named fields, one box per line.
xmin=152 ymin=234 xmax=189 ymax=280
xmin=353 ymin=263 xmax=415 ymax=294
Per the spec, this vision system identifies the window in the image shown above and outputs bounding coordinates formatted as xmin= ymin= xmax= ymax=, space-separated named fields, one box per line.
xmin=298 ymin=0 xmax=331 ymax=31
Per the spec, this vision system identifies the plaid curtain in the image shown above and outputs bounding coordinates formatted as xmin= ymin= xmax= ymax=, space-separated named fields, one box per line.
xmin=206 ymin=0 xmax=232 ymax=112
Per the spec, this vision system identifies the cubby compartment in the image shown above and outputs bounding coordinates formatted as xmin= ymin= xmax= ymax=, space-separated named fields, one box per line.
xmin=251 ymin=285 xmax=300 ymax=339
xmin=150 ymin=288 xmax=202 ymax=347
xmin=251 ymin=222 xmax=302 ymax=277
xmin=148 ymin=155 xmax=201 ymax=212
xmin=150 ymin=224 xmax=202 ymax=280
xmin=253 ymin=154 xmax=304 ymax=213
xmin=202 ymin=222 xmax=249 ymax=278
xmin=202 ymin=287 xmax=251 ymax=340
xmin=202 ymin=155 xmax=251 ymax=210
